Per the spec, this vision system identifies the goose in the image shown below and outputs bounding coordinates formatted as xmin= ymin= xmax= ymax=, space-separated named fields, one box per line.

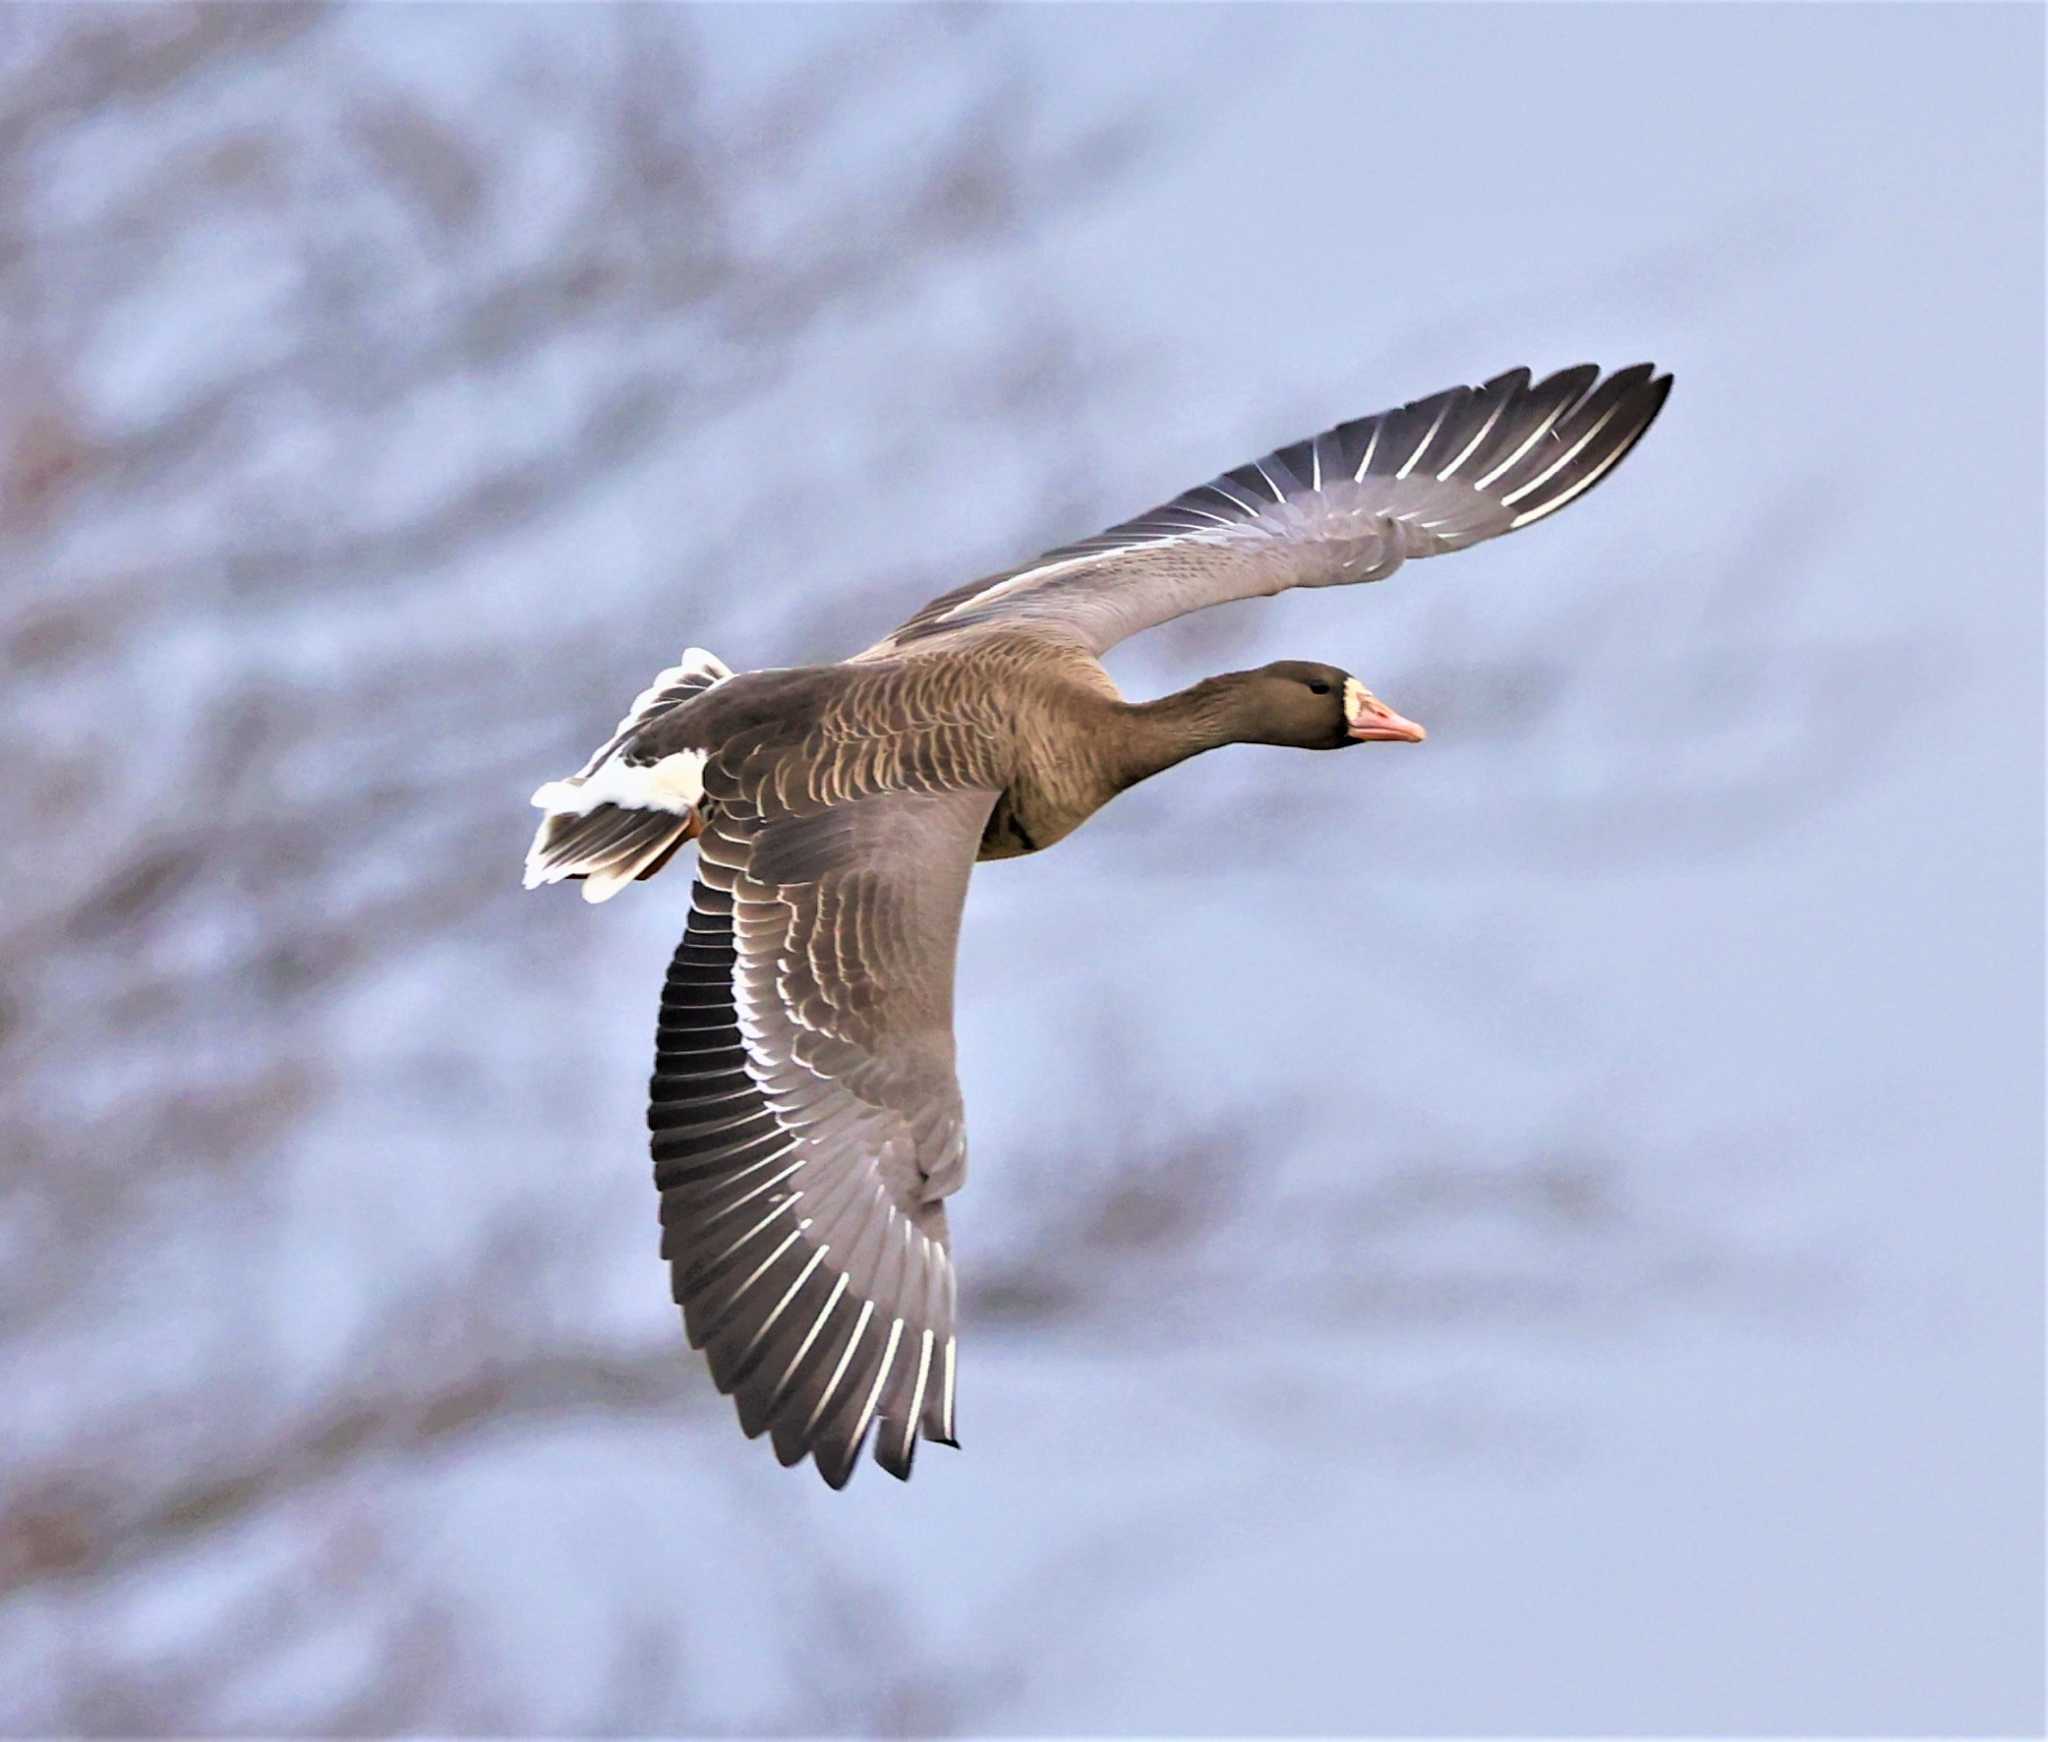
xmin=525 ymin=362 xmax=1672 ymax=1486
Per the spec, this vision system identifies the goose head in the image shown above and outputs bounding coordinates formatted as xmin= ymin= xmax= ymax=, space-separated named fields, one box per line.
xmin=1236 ymin=660 xmax=1426 ymax=750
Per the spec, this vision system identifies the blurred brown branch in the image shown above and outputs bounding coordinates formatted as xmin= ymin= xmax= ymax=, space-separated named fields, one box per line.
xmin=1 ymin=1342 xmax=691 ymax=1600
xmin=0 ymin=7 xmax=1896 ymax=1735
xmin=0 ymin=7 xmax=1150 ymax=1731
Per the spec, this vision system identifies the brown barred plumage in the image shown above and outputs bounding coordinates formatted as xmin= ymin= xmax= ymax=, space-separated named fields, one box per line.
xmin=525 ymin=363 xmax=1672 ymax=1484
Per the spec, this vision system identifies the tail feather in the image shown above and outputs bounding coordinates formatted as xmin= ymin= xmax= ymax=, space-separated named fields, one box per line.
xmin=525 ymin=802 xmax=704 ymax=903
xmin=523 ymin=647 xmax=730 ymax=903
xmin=572 ymin=646 xmax=732 ymax=780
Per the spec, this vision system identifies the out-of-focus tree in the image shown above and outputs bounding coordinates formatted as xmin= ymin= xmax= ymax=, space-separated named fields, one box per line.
xmin=0 ymin=7 xmax=1153 ymax=1729
xmin=0 ymin=6 xmax=1902 ymax=1733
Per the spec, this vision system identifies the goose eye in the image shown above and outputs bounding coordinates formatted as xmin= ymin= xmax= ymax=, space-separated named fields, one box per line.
xmin=1306 ymin=680 xmax=1332 ymax=696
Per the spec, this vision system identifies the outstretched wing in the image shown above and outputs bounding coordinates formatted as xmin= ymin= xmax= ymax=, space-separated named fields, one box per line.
xmin=652 ymin=782 xmax=995 ymax=1487
xmin=870 ymin=363 xmax=1671 ymax=658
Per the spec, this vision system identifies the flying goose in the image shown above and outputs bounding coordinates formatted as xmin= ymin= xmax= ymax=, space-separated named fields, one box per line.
xmin=525 ymin=362 xmax=1671 ymax=1486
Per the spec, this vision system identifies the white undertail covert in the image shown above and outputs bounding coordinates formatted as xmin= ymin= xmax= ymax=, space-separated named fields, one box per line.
xmin=523 ymin=646 xmax=732 ymax=902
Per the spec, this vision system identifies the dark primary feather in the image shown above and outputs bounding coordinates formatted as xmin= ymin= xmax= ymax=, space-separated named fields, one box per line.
xmin=869 ymin=362 xmax=1671 ymax=658
xmin=650 ymin=780 xmax=992 ymax=1485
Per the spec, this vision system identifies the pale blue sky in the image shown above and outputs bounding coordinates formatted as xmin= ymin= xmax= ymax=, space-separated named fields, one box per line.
xmin=3 ymin=5 xmax=2039 ymax=1733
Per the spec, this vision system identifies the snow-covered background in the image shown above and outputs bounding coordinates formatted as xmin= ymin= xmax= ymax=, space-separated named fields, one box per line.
xmin=2 ymin=5 xmax=2040 ymax=1734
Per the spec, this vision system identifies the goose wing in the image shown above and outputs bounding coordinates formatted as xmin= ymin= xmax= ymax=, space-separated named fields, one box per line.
xmin=870 ymin=363 xmax=1671 ymax=659
xmin=653 ymin=777 xmax=996 ymax=1487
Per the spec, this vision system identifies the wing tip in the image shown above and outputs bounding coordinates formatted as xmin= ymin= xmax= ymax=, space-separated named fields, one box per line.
xmin=1535 ymin=360 xmax=1602 ymax=399
xmin=871 ymin=1430 xmax=918 ymax=1482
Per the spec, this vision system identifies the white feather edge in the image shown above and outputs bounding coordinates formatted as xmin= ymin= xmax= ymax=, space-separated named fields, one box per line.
xmin=920 ymin=480 xmax=1422 ymax=633
xmin=531 ymin=748 xmax=708 ymax=820
xmin=575 ymin=819 xmax=695 ymax=903
xmin=521 ymin=750 xmax=706 ymax=894
xmin=568 ymin=645 xmax=732 ymax=773
xmin=522 ymin=645 xmax=730 ymax=899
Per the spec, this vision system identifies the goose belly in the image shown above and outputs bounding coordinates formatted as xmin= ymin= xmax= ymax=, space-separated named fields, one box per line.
xmin=977 ymin=785 xmax=1086 ymax=860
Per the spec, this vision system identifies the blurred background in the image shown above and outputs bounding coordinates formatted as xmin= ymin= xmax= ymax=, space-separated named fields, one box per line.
xmin=2 ymin=5 xmax=2040 ymax=1735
